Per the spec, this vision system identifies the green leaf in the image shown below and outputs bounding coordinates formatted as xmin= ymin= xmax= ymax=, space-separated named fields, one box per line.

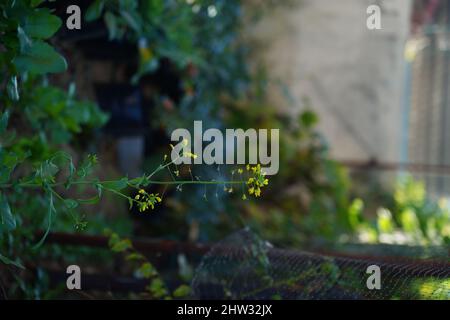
xmin=17 ymin=27 xmax=32 ymax=52
xmin=64 ymin=199 xmax=79 ymax=209
xmin=125 ymin=252 xmax=145 ymax=261
xmin=102 ymin=177 xmax=128 ymax=191
xmin=0 ymin=149 xmax=18 ymax=184
xmin=0 ymin=194 xmax=16 ymax=232
xmin=36 ymin=159 xmax=59 ymax=183
xmin=129 ymin=175 xmax=150 ymax=187
xmin=173 ymin=284 xmax=191 ymax=298
xmin=119 ymin=0 xmax=138 ymax=10
xmin=30 ymin=0 xmax=45 ymax=7
xmin=85 ymin=0 xmax=105 ymax=22
xmin=76 ymin=154 xmax=98 ymax=178
xmin=13 ymin=41 xmax=67 ymax=75
xmin=377 ymin=208 xmax=394 ymax=233
xmin=23 ymin=9 xmax=62 ymax=39
xmin=6 ymin=76 xmax=19 ymax=101
xmin=0 ymin=110 xmax=10 ymax=134
xmin=77 ymin=195 xmax=100 ymax=205
xmin=111 ymin=239 xmax=132 ymax=252
xmin=104 ymin=12 xmax=117 ymax=40
xmin=33 ymin=191 xmax=55 ymax=249
xmin=300 ymin=110 xmax=318 ymax=128
xmin=137 ymin=262 xmax=156 ymax=278
xmin=148 ymin=278 xmax=167 ymax=298
xmin=0 ymin=253 xmax=24 ymax=269
xmin=120 ymin=10 xmax=141 ymax=32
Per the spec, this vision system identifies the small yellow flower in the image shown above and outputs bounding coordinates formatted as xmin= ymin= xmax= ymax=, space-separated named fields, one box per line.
xmin=238 ymin=168 xmax=243 ymax=174
xmin=133 ymin=191 xmax=162 ymax=213
xmin=139 ymin=46 xmax=153 ymax=63
xmin=244 ymin=163 xmax=269 ymax=199
xmin=242 ymin=194 xmax=247 ymax=200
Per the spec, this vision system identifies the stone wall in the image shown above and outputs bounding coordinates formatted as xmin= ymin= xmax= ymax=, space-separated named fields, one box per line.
xmin=244 ymin=0 xmax=412 ymax=163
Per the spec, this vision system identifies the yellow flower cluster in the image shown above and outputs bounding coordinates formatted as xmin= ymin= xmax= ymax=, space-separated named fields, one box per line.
xmin=245 ymin=164 xmax=269 ymax=198
xmin=134 ymin=189 xmax=162 ymax=212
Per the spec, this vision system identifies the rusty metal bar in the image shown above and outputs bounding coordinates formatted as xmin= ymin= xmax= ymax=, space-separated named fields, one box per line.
xmin=339 ymin=159 xmax=450 ymax=175
xmin=42 ymin=231 xmax=209 ymax=255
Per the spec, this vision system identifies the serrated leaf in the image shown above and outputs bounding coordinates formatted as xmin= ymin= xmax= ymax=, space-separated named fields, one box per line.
xmin=13 ymin=41 xmax=67 ymax=75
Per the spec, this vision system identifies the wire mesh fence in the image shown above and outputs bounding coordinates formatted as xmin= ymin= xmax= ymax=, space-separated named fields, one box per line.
xmin=192 ymin=229 xmax=449 ymax=299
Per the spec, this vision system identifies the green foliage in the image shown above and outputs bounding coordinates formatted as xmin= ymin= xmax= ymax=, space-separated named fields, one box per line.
xmin=0 ymin=0 xmax=146 ymax=295
xmin=350 ymin=175 xmax=450 ymax=246
xmin=224 ymin=93 xmax=353 ymax=243
xmin=86 ymin=0 xmax=202 ymax=74
xmin=224 ymin=90 xmax=449 ymax=247
xmin=105 ymin=230 xmax=191 ymax=299
xmin=1 ymin=1 xmax=257 ymax=299
xmin=0 ymin=193 xmax=16 ymax=232
xmin=409 ymin=278 xmax=450 ymax=300
xmin=1 ymin=1 xmax=66 ymax=76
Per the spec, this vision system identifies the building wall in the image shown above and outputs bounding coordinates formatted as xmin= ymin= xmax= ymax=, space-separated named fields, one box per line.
xmin=244 ymin=0 xmax=412 ymax=163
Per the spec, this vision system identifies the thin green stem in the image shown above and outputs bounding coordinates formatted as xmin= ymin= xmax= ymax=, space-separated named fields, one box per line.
xmin=0 ymin=179 xmax=247 ymax=189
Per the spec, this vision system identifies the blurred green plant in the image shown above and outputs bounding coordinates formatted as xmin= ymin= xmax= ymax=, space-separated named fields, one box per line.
xmin=84 ymin=0 xmax=264 ymax=241
xmin=223 ymin=89 xmax=352 ymax=244
xmin=223 ymin=80 xmax=450 ymax=247
xmin=0 ymin=0 xmax=265 ymax=298
xmin=350 ymin=175 xmax=450 ymax=246
xmin=105 ymin=229 xmax=191 ymax=299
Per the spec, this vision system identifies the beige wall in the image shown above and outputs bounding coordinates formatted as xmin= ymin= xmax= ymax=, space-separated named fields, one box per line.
xmin=244 ymin=0 xmax=412 ymax=163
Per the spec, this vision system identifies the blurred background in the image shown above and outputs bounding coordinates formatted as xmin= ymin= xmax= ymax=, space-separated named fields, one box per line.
xmin=0 ymin=0 xmax=449 ymax=299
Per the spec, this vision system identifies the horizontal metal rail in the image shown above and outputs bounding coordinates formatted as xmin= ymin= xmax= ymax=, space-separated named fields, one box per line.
xmin=339 ymin=159 xmax=450 ymax=175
